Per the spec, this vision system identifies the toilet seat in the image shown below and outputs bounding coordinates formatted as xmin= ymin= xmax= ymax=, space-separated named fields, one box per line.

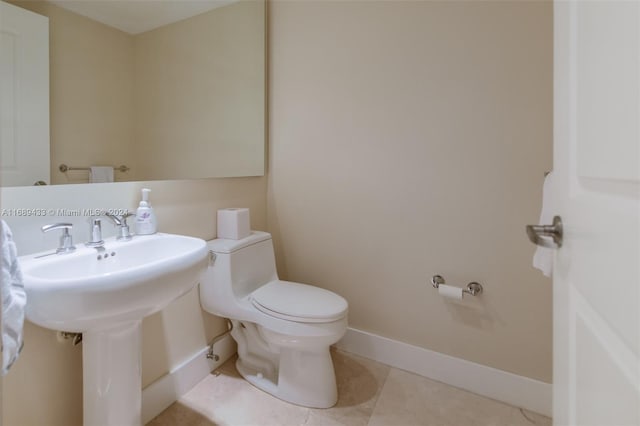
xmin=250 ymin=281 xmax=348 ymax=323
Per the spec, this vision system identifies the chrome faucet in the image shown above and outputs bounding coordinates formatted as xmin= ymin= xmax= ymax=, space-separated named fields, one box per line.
xmin=105 ymin=212 xmax=134 ymax=241
xmin=85 ymin=218 xmax=104 ymax=247
xmin=41 ymin=223 xmax=76 ymax=254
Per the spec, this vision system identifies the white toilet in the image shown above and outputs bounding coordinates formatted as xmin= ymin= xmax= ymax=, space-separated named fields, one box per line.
xmin=199 ymin=231 xmax=348 ymax=408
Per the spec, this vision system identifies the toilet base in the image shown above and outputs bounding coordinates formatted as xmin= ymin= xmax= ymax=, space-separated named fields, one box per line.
xmin=236 ymin=346 xmax=338 ymax=408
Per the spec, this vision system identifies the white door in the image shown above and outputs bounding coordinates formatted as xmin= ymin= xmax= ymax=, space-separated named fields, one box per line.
xmin=551 ymin=1 xmax=640 ymax=424
xmin=0 ymin=1 xmax=49 ymax=186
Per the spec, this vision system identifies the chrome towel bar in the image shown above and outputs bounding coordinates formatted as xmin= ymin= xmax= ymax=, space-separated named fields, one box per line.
xmin=59 ymin=164 xmax=129 ymax=173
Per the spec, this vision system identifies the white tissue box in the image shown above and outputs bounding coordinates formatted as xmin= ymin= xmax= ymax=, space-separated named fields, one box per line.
xmin=217 ymin=208 xmax=251 ymax=240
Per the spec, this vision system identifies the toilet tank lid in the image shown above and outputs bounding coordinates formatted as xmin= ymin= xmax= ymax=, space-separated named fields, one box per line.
xmin=206 ymin=231 xmax=271 ymax=253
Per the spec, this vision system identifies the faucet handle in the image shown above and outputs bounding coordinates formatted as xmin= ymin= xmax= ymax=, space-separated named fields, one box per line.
xmin=105 ymin=212 xmax=133 ymax=241
xmin=104 ymin=212 xmax=133 ymax=225
xmin=41 ymin=222 xmax=73 ymax=233
xmin=120 ymin=212 xmax=134 ymax=224
xmin=41 ymin=223 xmax=76 ymax=254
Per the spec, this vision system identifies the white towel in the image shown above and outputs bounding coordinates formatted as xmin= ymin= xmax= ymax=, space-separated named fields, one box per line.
xmin=533 ymin=172 xmax=555 ymax=277
xmin=1 ymin=220 xmax=26 ymax=375
xmin=89 ymin=166 xmax=114 ymax=183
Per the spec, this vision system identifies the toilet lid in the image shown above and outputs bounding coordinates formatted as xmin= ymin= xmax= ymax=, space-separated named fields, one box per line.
xmin=250 ymin=281 xmax=348 ymax=323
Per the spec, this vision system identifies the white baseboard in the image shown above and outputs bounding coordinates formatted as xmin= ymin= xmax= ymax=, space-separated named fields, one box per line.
xmin=335 ymin=328 xmax=552 ymax=417
xmin=141 ymin=334 xmax=236 ymax=424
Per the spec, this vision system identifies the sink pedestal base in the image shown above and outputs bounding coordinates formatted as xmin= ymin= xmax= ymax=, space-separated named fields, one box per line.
xmin=83 ymin=320 xmax=142 ymax=426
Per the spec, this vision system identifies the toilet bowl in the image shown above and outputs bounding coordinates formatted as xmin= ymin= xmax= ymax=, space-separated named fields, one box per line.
xmin=199 ymin=231 xmax=348 ymax=408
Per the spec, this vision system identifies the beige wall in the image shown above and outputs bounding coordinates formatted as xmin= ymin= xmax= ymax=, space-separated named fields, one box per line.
xmin=134 ymin=0 xmax=265 ymax=180
xmin=9 ymin=0 xmax=137 ymax=184
xmin=268 ymin=1 xmax=553 ymax=382
xmin=1 ymin=177 xmax=267 ymax=425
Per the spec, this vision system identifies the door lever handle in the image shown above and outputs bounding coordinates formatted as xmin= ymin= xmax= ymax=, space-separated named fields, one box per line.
xmin=526 ymin=216 xmax=563 ymax=248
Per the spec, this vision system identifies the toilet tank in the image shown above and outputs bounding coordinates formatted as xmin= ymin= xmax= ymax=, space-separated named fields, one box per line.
xmin=205 ymin=231 xmax=278 ymax=301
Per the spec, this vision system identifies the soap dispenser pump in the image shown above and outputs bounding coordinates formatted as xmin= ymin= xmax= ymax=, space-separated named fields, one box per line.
xmin=135 ymin=188 xmax=157 ymax=235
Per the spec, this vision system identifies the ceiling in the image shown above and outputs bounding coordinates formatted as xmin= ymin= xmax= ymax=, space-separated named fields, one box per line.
xmin=49 ymin=0 xmax=237 ymax=34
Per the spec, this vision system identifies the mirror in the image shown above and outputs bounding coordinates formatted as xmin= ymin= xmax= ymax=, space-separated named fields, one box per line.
xmin=2 ymin=0 xmax=265 ymax=186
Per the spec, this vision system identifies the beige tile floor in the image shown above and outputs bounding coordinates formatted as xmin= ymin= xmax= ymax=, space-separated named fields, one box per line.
xmin=147 ymin=349 xmax=551 ymax=426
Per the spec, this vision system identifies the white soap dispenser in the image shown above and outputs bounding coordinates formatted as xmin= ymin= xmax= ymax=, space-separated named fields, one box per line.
xmin=135 ymin=188 xmax=157 ymax=235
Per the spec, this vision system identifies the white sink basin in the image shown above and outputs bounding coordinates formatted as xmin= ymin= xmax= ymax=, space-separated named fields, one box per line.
xmin=20 ymin=232 xmax=208 ymax=332
xmin=19 ymin=232 xmax=208 ymax=426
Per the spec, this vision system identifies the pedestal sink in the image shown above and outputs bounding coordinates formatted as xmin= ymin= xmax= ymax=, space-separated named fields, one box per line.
xmin=19 ymin=233 xmax=208 ymax=426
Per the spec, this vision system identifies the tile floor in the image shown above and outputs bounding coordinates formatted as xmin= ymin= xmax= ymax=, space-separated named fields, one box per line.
xmin=147 ymin=349 xmax=551 ymax=426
